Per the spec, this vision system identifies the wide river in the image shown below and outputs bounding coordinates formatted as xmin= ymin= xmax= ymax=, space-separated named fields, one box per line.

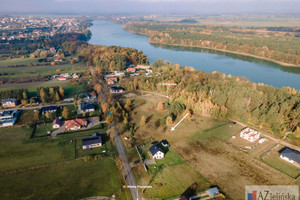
xmin=89 ymin=20 xmax=300 ymax=89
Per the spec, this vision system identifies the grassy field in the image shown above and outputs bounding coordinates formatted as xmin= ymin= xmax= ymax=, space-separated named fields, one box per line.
xmin=0 ymin=82 xmax=84 ymax=97
xmin=125 ymin=93 xmax=295 ymax=199
xmin=0 ymin=58 xmax=40 ymax=67
xmin=34 ymin=123 xmax=53 ymax=137
xmin=262 ymin=150 xmax=300 ymax=179
xmin=0 ymin=126 xmax=107 ymax=172
xmin=0 ymin=158 xmax=130 ymax=200
xmin=0 ymin=63 xmax=86 ymax=78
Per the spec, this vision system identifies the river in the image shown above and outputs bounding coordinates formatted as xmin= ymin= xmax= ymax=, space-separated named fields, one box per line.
xmin=89 ymin=20 xmax=300 ymax=89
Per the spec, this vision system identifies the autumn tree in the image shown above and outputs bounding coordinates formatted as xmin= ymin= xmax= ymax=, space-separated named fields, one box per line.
xmin=166 ymin=116 xmax=173 ymax=126
xmin=33 ymin=111 xmax=39 ymax=121
xmin=40 ymin=88 xmax=47 ymax=103
xmin=59 ymin=86 xmax=64 ymax=97
xmin=157 ymin=102 xmax=165 ymax=111
xmin=22 ymin=91 xmax=28 ymax=101
xmin=106 ymin=116 xmax=114 ymax=124
xmin=62 ymin=107 xmax=69 ymax=119
xmin=94 ymin=83 xmax=101 ymax=94
xmin=140 ymin=115 xmax=146 ymax=126
xmin=45 ymin=112 xmax=51 ymax=119
xmin=55 ymin=92 xmax=60 ymax=102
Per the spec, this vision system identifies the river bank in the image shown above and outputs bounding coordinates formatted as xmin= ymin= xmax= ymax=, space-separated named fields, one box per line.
xmin=125 ymin=28 xmax=300 ymax=68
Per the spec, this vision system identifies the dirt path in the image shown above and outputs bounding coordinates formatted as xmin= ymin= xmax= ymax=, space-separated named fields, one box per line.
xmin=0 ymin=80 xmax=69 ymax=88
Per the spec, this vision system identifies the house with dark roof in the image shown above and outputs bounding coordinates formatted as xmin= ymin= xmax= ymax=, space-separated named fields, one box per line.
xmin=280 ymin=147 xmax=300 ymax=166
xmin=149 ymin=144 xmax=165 ymax=159
xmin=82 ymin=133 xmax=102 ymax=149
xmin=110 ymin=86 xmax=124 ymax=94
xmin=78 ymin=102 xmax=95 ymax=113
xmin=2 ymin=98 xmax=17 ymax=108
xmin=41 ymin=106 xmax=57 ymax=115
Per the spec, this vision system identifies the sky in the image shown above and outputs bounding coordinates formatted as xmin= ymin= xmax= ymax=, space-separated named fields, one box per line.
xmin=0 ymin=0 xmax=300 ymax=15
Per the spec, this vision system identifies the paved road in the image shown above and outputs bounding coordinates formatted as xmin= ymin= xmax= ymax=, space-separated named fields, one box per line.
xmin=113 ymin=125 xmax=142 ymax=200
xmin=99 ymin=82 xmax=141 ymax=200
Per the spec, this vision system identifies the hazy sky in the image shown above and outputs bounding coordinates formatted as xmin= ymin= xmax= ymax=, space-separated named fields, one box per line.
xmin=0 ymin=0 xmax=299 ymax=15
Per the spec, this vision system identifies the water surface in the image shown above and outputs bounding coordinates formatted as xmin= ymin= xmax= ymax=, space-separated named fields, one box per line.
xmin=89 ymin=20 xmax=300 ymax=89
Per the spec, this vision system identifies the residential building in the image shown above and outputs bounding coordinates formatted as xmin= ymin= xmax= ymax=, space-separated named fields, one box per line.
xmin=135 ymin=65 xmax=151 ymax=70
xmin=106 ymin=77 xmax=118 ymax=85
xmin=280 ymin=148 xmax=300 ymax=167
xmin=41 ymin=106 xmax=57 ymax=115
xmin=149 ymin=144 xmax=165 ymax=159
xmin=0 ymin=110 xmax=20 ymax=127
xmin=2 ymin=98 xmax=17 ymax=108
xmin=78 ymin=102 xmax=95 ymax=113
xmin=239 ymin=127 xmax=260 ymax=142
xmin=126 ymin=67 xmax=136 ymax=73
xmin=65 ymin=118 xmax=88 ymax=131
xmin=53 ymin=119 xmax=61 ymax=129
xmin=114 ymin=71 xmax=125 ymax=77
xmin=82 ymin=133 xmax=102 ymax=149
xmin=110 ymin=86 xmax=124 ymax=94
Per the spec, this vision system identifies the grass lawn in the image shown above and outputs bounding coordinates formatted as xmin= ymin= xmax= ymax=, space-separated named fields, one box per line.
xmin=0 ymin=63 xmax=86 ymax=78
xmin=262 ymin=152 xmax=300 ymax=179
xmin=0 ymin=82 xmax=84 ymax=97
xmin=0 ymin=58 xmax=40 ymax=67
xmin=34 ymin=123 xmax=53 ymax=137
xmin=0 ymin=126 xmax=107 ymax=172
xmin=142 ymin=163 xmax=210 ymax=199
xmin=0 ymin=158 xmax=130 ymax=200
xmin=75 ymin=133 xmax=116 ymax=158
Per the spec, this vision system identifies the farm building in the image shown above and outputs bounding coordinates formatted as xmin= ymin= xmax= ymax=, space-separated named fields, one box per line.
xmin=280 ymin=148 xmax=300 ymax=167
xmin=82 ymin=133 xmax=102 ymax=149
xmin=240 ymin=127 xmax=260 ymax=142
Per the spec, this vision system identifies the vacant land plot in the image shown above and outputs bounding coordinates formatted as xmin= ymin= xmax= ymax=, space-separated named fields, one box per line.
xmin=0 ymin=126 xmax=107 ymax=172
xmin=0 ymin=158 xmax=130 ymax=200
xmin=128 ymin=94 xmax=296 ymax=199
xmin=34 ymin=123 xmax=53 ymax=137
xmin=0 ymin=58 xmax=40 ymax=67
xmin=0 ymin=63 xmax=86 ymax=78
xmin=0 ymin=82 xmax=83 ymax=97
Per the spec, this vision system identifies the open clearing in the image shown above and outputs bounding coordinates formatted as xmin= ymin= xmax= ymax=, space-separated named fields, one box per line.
xmin=126 ymin=93 xmax=296 ymax=199
xmin=0 ymin=126 xmax=106 ymax=172
xmin=0 ymin=158 xmax=130 ymax=200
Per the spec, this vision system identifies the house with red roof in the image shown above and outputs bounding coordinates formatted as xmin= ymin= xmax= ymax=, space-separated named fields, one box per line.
xmin=64 ymin=118 xmax=88 ymax=131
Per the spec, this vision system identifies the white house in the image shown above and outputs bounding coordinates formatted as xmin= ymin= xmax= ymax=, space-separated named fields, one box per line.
xmin=149 ymin=144 xmax=165 ymax=159
xmin=52 ymin=119 xmax=61 ymax=129
xmin=240 ymin=127 xmax=260 ymax=142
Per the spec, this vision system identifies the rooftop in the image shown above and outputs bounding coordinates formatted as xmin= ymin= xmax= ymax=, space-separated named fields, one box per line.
xmin=280 ymin=148 xmax=300 ymax=164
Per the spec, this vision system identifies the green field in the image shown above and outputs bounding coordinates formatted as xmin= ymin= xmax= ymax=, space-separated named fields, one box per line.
xmin=0 ymin=126 xmax=107 ymax=172
xmin=0 ymin=82 xmax=84 ymax=97
xmin=140 ymin=151 xmax=210 ymax=199
xmin=34 ymin=123 xmax=54 ymax=137
xmin=0 ymin=58 xmax=40 ymax=67
xmin=0 ymin=158 xmax=130 ymax=200
xmin=262 ymin=152 xmax=300 ymax=179
xmin=0 ymin=63 xmax=86 ymax=78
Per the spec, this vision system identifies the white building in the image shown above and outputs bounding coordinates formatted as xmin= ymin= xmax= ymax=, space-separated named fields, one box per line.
xmin=240 ymin=127 xmax=260 ymax=142
xmin=149 ymin=144 xmax=165 ymax=159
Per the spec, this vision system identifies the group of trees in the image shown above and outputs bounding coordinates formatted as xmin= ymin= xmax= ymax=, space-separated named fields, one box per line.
xmin=38 ymin=86 xmax=64 ymax=104
xmin=76 ymin=45 xmax=149 ymax=71
xmin=124 ymin=22 xmax=300 ymax=65
xmin=120 ymin=62 xmax=299 ymax=137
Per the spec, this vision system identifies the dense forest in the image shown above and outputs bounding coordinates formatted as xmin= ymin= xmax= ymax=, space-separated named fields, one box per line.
xmin=120 ymin=61 xmax=300 ymax=139
xmin=124 ymin=22 xmax=300 ymax=66
xmin=73 ymin=44 xmax=149 ymax=71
